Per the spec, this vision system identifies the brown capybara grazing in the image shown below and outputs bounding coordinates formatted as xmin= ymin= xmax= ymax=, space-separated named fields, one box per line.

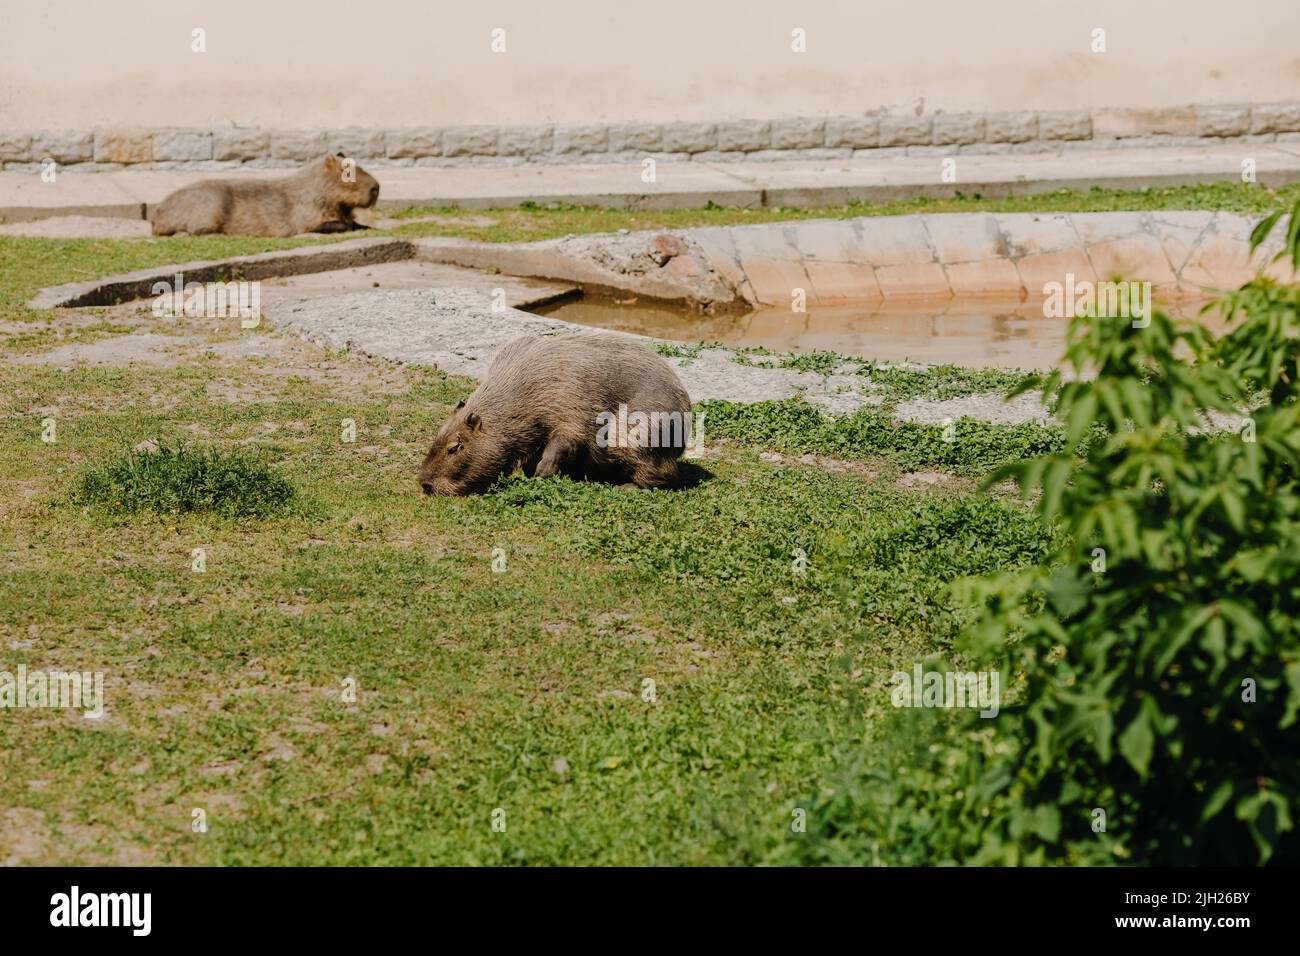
xmin=150 ymin=154 xmax=380 ymax=237
xmin=418 ymin=332 xmax=695 ymax=496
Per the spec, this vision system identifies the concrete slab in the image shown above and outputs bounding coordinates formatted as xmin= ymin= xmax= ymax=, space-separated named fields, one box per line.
xmin=0 ymin=215 xmax=152 ymax=238
xmin=264 ymin=287 xmax=891 ymax=413
xmin=260 ymin=260 xmax=575 ymax=311
xmin=29 ymin=237 xmax=416 ymax=308
xmin=739 ymin=144 xmax=1300 ymax=204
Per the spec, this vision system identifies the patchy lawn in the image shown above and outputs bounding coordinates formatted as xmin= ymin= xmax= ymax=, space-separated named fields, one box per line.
xmin=0 ymin=207 xmax=1079 ymax=863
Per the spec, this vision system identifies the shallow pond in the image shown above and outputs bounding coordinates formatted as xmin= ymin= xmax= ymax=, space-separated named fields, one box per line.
xmin=532 ymin=294 xmax=1204 ymax=368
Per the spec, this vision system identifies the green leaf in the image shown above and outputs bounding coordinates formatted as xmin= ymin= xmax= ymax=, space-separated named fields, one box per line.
xmin=1203 ymin=617 xmax=1228 ymax=678
xmin=1118 ymin=706 xmax=1155 ymax=777
xmin=1041 ymin=458 xmax=1073 ymax=518
xmin=1250 ymin=210 xmax=1283 ymax=252
xmin=1220 ymin=488 xmax=1246 ymax=534
xmin=1066 ymin=391 xmax=1099 ymax=448
xmin=1031 ymin=804 xmax=1061 ymax=841
xmin=1282 ymin=660 xmax=1300 ymax=729
xmin=1202 ymin=780 xmax=1234 ymax=823
xmin=1153 ymin=604 xmax=1213 ymax=673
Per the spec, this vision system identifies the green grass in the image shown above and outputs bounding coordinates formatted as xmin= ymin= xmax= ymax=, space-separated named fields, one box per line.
xmin=0 ymin=359 xmax=1056 ymax=864
xmin=858 ymin=363 xmax=1033 ymax=404
xmin=728 ymin=349 xmax=1032 ymax=403
xmin=0 ymin=188 xmax=1257 ymax=864
xmin=703 ymin=398 xmax=1063 ymax=475
xmin=381 ymin=182 xmax=1300 ymax=243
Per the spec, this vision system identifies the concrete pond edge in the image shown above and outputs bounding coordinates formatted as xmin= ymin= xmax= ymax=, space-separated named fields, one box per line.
xmin=30 ymin=210 xmax=1293 ymax=313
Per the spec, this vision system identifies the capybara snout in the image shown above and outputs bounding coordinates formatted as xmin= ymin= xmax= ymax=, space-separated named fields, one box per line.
xmin=417 ymin=401 xmax=499 ymax=496
xmin=342 ymin=164 xmax=381 ymax=211
xmin=417 ymin=333 xmax=694 ymax=496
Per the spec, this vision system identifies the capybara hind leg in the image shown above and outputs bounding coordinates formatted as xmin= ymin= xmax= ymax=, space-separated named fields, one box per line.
xmin=534 ymin=434 xmax=580 ymax=478
xmin=627 ymin=457 xmax=681 ymax=490
xmin=173 ymin=191 xmax=226 ymax=235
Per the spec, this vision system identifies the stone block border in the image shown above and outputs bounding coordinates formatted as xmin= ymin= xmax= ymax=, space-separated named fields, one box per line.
xmin=410 ymin=212 xmax=1295 ymax=309
xmin=4 ymin=102 xmax=1299 ymax=172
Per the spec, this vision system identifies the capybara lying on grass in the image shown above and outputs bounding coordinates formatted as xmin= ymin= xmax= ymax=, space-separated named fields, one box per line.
xmin=418 ymin=332 xmax=695 ymax=495
xmin=150 ymin=154 xmax=380 ymax=237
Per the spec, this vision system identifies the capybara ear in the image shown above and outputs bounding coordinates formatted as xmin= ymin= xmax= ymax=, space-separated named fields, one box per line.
xmin=323 ymin=153 xmax=341 ymax=171
xmin=465 ymin=411 xmax=482 ymax=431
xmin=455 ymin=399 xmax=466 ymax=410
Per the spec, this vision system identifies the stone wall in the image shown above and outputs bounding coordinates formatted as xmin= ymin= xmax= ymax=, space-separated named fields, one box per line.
xmin=4 ymin=104 xmax=1299 ymax=172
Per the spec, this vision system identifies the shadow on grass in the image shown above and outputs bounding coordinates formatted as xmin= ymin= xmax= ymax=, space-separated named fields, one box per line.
xmin=676 ymin=460 xmax=714 ymax=490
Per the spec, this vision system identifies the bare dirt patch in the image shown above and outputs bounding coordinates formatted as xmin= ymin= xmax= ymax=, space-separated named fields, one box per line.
xmin=4 ymin=297 xmax=415 ymax=399
xmin=1 ymin=806 xmax=50 ymax=865
xmin=898 ymin=470 xmax=960 ymax=489
xmin=7 ymin=330 xmax=206 ymax=367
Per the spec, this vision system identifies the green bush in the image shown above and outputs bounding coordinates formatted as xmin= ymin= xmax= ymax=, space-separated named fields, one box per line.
xmin=75 ymin=445 xmax=295 ymax=518
xmin=765 ymin=202 xmax=1300 ymax=866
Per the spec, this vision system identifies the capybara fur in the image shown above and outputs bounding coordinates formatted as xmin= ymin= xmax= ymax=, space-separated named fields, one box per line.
xmin=418 ymin=332 xmax=695 ymax=496
xmin=150 ymin=154 xmax=380 ymax=237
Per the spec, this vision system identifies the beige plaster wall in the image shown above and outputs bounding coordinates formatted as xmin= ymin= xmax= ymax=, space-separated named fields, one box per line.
xmin=2 ymin=0 xmax=1296 ymax=129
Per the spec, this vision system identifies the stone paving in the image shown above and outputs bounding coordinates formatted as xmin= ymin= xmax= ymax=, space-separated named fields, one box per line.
xmin=265 ymin=287 xmax=1049 ymax=423
xmin=4 ymin=141 xmax=1300 ymax=221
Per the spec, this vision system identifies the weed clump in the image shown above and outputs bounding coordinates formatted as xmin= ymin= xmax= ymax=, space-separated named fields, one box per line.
xmin=74 ymin=445 xmax=294 ymax=518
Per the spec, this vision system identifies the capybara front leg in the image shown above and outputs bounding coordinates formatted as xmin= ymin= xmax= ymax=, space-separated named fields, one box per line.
xmin=534 ymin=434 xmax=579 ymax=478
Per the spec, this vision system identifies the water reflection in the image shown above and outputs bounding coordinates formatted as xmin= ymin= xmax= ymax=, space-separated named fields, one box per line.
xmin=533 ymin=295 xmax=1209 ymax=368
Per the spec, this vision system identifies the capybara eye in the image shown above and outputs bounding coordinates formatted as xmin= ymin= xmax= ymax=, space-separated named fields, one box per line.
xmin=455 ymin=400 xmax=465 ymax=410
xmin=447 ymin=442 xmax=461 ymax=455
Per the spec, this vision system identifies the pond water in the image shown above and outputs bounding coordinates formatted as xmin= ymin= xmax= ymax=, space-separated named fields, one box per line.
xmin=532 ymin=294 xmax=1204 ymax=368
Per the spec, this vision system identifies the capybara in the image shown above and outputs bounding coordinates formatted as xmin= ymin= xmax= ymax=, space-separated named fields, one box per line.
xmin=150 ymin=154 xmax=380 ymax=237
xmin=418 ymin=332 xmax=695 ymax=496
